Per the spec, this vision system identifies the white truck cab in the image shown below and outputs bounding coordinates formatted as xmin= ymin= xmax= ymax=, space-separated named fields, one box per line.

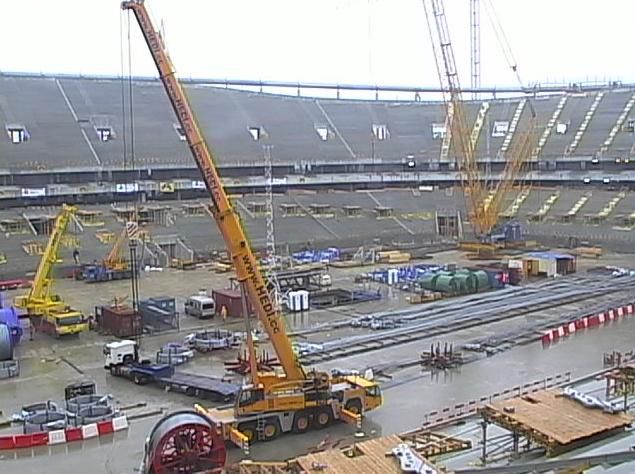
xmin=103 ymin=340 xmax=138 ymax=369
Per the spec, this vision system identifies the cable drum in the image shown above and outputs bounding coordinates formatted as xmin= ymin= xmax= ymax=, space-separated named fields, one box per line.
xmin=0 ymin=324 xmax=13 ymax=361
xmin=143 ymin=411 xmax=226 ymax=474
xmin=74 ymin=405 xmax=114 ymax=426
xmin=23 ymin=410 xmax=67 ymax=433
xmin=66 ymin=394 xmax=111 ymax=414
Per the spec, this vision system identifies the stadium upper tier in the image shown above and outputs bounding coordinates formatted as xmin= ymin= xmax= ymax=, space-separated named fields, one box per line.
xmin=1 ymin=75 xmax=635 ymax=172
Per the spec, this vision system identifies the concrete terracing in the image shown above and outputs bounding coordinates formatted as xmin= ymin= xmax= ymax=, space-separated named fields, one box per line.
xmin=2 ymin=75 xmax=635 ymax=175
xmin=0 ymin=187 xmax=634 ymax=279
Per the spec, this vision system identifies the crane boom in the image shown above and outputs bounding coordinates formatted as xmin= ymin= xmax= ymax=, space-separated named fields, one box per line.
xmin=104 ymin=227 xmax=128 ymax=270
xmin=27 ymin=204 xmax=77 ymax=303
xmin=423 ymin=0 xmax=488 ymax=234
xmin=424 ymin=0 xmax=534 ymax=239
xmin=122 ymin=0 xmax=304 ymax=381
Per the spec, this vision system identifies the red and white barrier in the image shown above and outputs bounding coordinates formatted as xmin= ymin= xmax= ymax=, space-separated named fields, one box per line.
xmin=0 ymin=415 xmax=128 ymax=451
xmin=419 ymin=372 xmax=571 ymax=428
xmin=541 ymin=303 xmax=635 ymax=345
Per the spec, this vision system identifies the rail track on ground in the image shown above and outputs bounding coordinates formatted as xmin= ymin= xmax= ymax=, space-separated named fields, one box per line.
xmin=298 ymin=275 xmax=635 ymax=364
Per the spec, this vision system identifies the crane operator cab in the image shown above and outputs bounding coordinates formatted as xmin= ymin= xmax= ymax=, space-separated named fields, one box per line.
xmin=332 ymin=374 xmax=383 ymax=414
xmin=236 ymin=385 xmax=265 ymax=412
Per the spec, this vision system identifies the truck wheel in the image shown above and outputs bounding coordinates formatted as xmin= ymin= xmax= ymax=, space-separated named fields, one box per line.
xmin=313 ymin=407 xmax=333 ymax=429
xmin=345 ymin=398 xmax=363 ymax=415
xmin=238 ymin=423 xmax=257 ymax=443
xmin=134 ymin=375 xmax=146 ymax=385
xmin=292 ymin=411 xmax=311 ymax=434
xmin=185 ymin=387 xmax=196 ymax=397
xmin=262 ymin=419 xmax=280 ymax=441
xmin=109 ymin=365 xmax=117 ymax=376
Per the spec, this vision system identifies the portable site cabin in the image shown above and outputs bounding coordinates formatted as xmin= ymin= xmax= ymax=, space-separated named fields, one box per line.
xmin=510 ymin=252 xmax=576 ymax=278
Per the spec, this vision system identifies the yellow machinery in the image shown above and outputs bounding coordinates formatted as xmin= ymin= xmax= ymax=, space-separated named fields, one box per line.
xmin=103 ymin=227 xmax=130 ymax=272
xmin=122 ymin=0 xmax=381 ymax=446
xmin=15 ymin=204 xmax=87 ymax=337
xmin=424 ymin=0 xmax=535 ymax=250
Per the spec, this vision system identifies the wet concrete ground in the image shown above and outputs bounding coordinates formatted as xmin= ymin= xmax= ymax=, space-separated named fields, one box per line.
xmin=1 ymin=251 xmax=635 ymax=473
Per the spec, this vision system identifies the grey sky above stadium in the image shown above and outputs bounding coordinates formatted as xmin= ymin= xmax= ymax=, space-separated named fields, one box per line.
xmin=0 ymin=0 xmax=631 ymax=89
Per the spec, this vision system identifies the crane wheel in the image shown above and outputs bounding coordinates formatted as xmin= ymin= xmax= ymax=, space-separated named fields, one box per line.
xmin=292 ymin=411 xmax=311 ymax=433
xmin=238 ymin=423 xmax=257 ymax=443
xmin=262 ymin=419 xmax=280 ymax=441
xmin=345 ymin=399 xmax=363 ymax=415
xmin=313 ymin=407 xmax=333 ymax=429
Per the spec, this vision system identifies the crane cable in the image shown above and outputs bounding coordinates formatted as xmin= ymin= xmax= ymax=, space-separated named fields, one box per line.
xmin=120 ymin=8 xmax=143 ymax=315
xmin=482 ymin=0 xmax=536 ymax=117
xmin=119 ymin=11 xmax=128 ymax=171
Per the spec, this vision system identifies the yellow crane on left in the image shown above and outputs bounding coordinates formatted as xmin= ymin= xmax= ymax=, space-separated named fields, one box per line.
xmin=15 ymin=204 xmax=88 ymax=337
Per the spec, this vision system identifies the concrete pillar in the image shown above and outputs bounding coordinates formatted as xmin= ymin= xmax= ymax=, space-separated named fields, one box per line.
xmin=512 ymin=432 xmax=519 ymax=457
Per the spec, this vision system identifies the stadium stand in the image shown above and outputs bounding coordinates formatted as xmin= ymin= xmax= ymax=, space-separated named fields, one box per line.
xmin=2 ymin=75 xmax=635 ymax=175
xmin=575 ymin=90 xmax=632 ymax=158
xmin=541 ymin=92 xmax=596 ymax=158
xmin=0 ymin=77 xmax=88 ymax=170
xmin=0 ymin=187 xmax=634 ymax=279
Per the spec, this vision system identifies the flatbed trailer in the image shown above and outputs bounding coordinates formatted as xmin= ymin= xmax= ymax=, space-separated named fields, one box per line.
xmin=109 ymin=362 xmax=240 ymax=402
xmin=77 ymin=265 xmax=133 ymax=283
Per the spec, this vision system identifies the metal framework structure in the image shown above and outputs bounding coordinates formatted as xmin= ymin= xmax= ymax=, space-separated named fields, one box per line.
xmin=263 ymin=144 xmax=281 ymax=309
xmin=424 ymin=0 xmax=535 ymax=238
xmin=470 ymin=0 xmax=481 ymax=99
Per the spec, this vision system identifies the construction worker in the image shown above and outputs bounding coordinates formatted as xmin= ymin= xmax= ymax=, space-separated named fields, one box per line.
xmin=28 ymin=316 xmax=34 ymax=341
xmin=72 ymin=247 xmax=80 ymax=265
xmin=220 ymin=305 xmax=228 ymax=323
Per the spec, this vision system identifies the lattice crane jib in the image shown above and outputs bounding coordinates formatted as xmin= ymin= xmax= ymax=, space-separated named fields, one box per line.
xmin=424 ymin=0 xmax=485 ymax=234
xmin=424 ymin=0 xmax=534 ymax=238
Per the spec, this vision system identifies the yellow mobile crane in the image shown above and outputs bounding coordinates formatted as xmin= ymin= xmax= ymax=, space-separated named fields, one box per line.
xmin=424 ymin=0 xmax=535 ymax=253
xmin=15 ymin=204 xmax=88 ymax=337
xmin=122 ymin=0 xmax=382 ymax=446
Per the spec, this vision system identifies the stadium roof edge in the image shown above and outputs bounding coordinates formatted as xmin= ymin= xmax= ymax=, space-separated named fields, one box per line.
xmin=0 ymin=71 xmax=632 ymax=96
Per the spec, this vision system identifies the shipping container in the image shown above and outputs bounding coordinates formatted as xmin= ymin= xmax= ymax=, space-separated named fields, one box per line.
xmin=139 ymin=297 xmax=179 ymax=333
xmin=96 ymin=305 xmax=141 ymax=338
xmin=212 ymin=289 xmax=255 ymax=319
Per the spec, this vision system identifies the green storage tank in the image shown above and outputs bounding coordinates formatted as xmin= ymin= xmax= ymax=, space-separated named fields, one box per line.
xmin=434 ymin=273 xmax=457 ymax=294
xmin=473 ymin=270 xmax=490 ymax=292
xmin=418 ymin=274 xmax=437 ymax=291
xmin=454 ymin=272 xmax=474 ymax=294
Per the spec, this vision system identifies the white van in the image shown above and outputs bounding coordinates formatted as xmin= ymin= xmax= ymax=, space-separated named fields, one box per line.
xmin=184 ymin=295 xmax=216 ymax=319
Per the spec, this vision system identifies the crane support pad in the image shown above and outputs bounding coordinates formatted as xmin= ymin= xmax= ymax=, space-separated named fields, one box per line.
xmin=340 ymin=408 xmax=362 ymax=425
xmin=230 ymin=427 xmax=249 ymax=449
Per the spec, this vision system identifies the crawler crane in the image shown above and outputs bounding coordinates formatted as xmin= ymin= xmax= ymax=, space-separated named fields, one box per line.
xmin=122 ymin=0 xmax=382 ymax=446
xmin=424 ymin=0 xmax=536 ymax=253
